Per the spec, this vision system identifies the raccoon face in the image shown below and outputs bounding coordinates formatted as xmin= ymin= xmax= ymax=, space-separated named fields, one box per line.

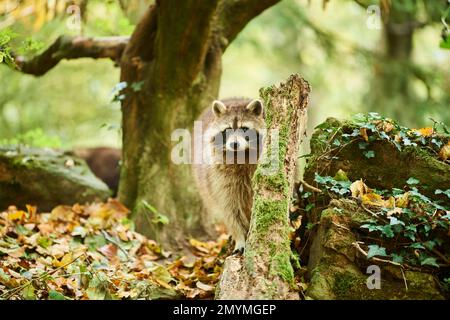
xmin=206 ymin=98 xmax=265 ymax=163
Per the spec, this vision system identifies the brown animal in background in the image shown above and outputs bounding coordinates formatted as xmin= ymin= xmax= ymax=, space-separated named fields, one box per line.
xmin=74 ymin=147 xmax=121 ymax=196
xmin=192 ymin=98 xmax=265 ymax=252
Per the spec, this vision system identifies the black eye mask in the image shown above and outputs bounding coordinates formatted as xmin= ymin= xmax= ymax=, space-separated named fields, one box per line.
xmin=211 ymin=128 xmax=264 ymax=152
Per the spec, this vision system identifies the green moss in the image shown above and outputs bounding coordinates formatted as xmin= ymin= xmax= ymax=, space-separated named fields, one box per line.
xmin=253 ymin=171 xmax=288 ymax=193
xmin=271 ymin=250 xmax=295 ymax=284
xmin=320 ymin=208 xmax=335 ymax=219
xmin=253 ymin=197 xmax=288 ymax=233
xmin=333 ymin=272 xmax=360 ymax=297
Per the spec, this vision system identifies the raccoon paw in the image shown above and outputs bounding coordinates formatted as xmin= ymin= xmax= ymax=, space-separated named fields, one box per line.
xmin=232 ymin=240 xmax=245 ymax=255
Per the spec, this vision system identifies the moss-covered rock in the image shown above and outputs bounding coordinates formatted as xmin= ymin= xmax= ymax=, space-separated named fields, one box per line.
xmin=306 ymin=199 xmax=445 ymax=300
xmin=0 ymin=147 xmax=111 ymax=211
xmin=304 ymin=117 xmax=450 ymax=200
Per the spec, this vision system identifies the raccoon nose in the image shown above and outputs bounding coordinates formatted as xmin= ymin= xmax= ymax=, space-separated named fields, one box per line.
xmin=230 ymin=141 xmax=240 ymax=150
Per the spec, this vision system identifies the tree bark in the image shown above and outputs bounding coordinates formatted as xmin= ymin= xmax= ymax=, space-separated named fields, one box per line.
xmin=117 ymin=0 xmax=281 ymax=250
xmin=215 ymin=74 xmax=310 ymax=300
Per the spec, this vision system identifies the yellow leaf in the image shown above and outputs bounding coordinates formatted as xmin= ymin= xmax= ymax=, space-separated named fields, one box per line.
xmin=413 ymin=127 xmax=434 ymax=137
xmin=395 ymin=192 xmax=410 ymax=208
xmin=362 ymin=192 xmax=384 ymax=206
xmin=50 ymin=205 xmax=74 ymax=222
xmin=53 ymin=252 xmax=73 ymax=268
xmin=8 ymin=210 xmax=26 ymax=221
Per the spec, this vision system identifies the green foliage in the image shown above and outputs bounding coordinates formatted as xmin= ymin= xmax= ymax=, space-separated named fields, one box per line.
xmin=366 ymin=245 xmax=388 ymax=259
xmin=141 ymin=200 xmax=170 ymax=225
xmin=314 ymin=172 xmax=351 ymax=197
xmin=0 ymin=29 xmax=16 ymax=68
xmin=358 ymin=185 xmax=449 ymax=269
xmin=0 ymin=128 xmax=62 ymax=148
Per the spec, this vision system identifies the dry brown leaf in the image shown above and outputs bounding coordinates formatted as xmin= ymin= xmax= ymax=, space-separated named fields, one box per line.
xmin=350 ymin=180 xmax=369 ymax=198
xmin=98 ymin=243 xmax=118 ymax=260
xmin=439 ymin=142 xmax=450 ymax=161
xmin=360 ymin=128 xmax=369 ymax=142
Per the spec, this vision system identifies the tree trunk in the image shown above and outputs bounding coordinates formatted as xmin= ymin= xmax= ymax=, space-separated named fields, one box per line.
xmin=216 ymin=74 xmax=310 ymax=299
xmin=366 ymin=0 xmax=419 ymax=126
xmin=118 ymin=1 xmax=281 ymax=250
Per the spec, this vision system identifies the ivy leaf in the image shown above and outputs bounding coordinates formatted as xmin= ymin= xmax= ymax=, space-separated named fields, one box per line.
xmin=367 ymin=245 xmax=388 ymax=259
xmin=435 ymin=189 xmax=450 ymax=199
xmin=420 ymin=257 xmax=439 ymax=268
xmin=332 ymin=139 xmax=341 ymax=146
xmin=409 ymin=243 xmax=425 ymax=250
xmin=358 ymin=142 xmax=368 ymax=150
xmin=423 ymin=241 xmax=436 ymax=251
xmin=363 ymin=150 xmax=375 ymax=159
xmin=361 ymin=223 xmax=380 ymax=232
xmin=389 ymin=217 xmax=405 ymax=226
xmin=391 ymin=253 xmax=404 ymax=264
xmin=381 ymin=225 xmax=394 ymax=238
xmin=406 ymin=177 xmax=420 ymax=185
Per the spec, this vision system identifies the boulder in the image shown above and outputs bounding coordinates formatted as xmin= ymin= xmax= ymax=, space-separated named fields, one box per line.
xmin=306 ymin=199 xmax=445 ymax=300
xmin=304 ymin=117 xmax=449 ymax=200
xmin=0 ymin=147 xmax=111 ymax=211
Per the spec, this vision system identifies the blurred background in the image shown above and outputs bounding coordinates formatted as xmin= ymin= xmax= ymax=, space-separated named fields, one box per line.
xmin=0 ymin=0 xmax=449 ymax=150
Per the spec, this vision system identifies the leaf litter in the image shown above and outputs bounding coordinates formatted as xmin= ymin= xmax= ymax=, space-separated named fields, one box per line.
xmin=0 ymin=199 xmax=228 ymax=300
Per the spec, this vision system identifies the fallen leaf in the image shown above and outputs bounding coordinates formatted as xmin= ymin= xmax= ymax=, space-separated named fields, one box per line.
xmin=8 ymin=210 xmax=26 ymax=221
xmin=98 ymin=243 xmax=118 ymax=261
xmin=395 ymin=192 xmax=410 ymax=208
xmin=360 ymin=128 xmax=369 ymax=142
xmin=413 ymin=127 xmax=434 ymax=137
xmin=196 ymin=281 xmax=214 ymax=292
xmin=362 ymin=192 xmax=384 ymax=206
xmin=439 ymin=142 xmax=450 ymax=161
xmin=350 ymin=180 xmax=369 ymax=198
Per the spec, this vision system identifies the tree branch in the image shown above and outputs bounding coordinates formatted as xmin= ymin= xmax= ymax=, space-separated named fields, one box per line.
xmin=218 ymin=0 xmax=281 ymax=49
xmin=15 ymin=35 xmax=129 ymax=76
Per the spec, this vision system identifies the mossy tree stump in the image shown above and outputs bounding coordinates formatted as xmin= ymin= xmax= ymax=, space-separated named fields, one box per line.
xmin=216 ymin=74 xmax=310 ymax=299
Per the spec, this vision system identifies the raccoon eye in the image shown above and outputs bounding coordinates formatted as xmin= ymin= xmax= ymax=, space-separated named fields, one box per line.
xmin=241 ymin=127 xmax=249 ymax=132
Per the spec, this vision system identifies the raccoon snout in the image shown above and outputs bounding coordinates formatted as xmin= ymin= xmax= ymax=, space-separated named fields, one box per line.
xmin=230 ymin=141 xmax=240 ymax=150
xmin=226 ymin=136 xmax=248 ymax=152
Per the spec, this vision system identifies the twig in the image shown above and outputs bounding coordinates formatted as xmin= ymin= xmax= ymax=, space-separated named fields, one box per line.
xmin=400 ymin=267 xmax=408 ymax=292
xmin=299 ymin=179 xmax=323 ymax=193
xmin=332 ymin=221 xmax=350 ymax=231
xmin=352 ymin=241 xmax=403 ymax=267
xmin=361 ymin=203 xmax=389 ymax=224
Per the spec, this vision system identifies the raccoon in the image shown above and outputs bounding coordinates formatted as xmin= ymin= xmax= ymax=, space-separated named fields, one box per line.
xmin=192 ymin=97 xmax=265 ymax=252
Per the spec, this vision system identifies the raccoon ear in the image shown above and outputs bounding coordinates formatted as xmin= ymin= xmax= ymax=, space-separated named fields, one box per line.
xmin=212 ymin=100 xmax=227 ymax=117
xmin=246 ymin=99 xmax=264 ymax=117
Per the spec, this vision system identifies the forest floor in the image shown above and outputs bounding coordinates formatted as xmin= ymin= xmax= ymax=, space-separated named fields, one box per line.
xmin=0 ymin=199 xmax=228 ymax=300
